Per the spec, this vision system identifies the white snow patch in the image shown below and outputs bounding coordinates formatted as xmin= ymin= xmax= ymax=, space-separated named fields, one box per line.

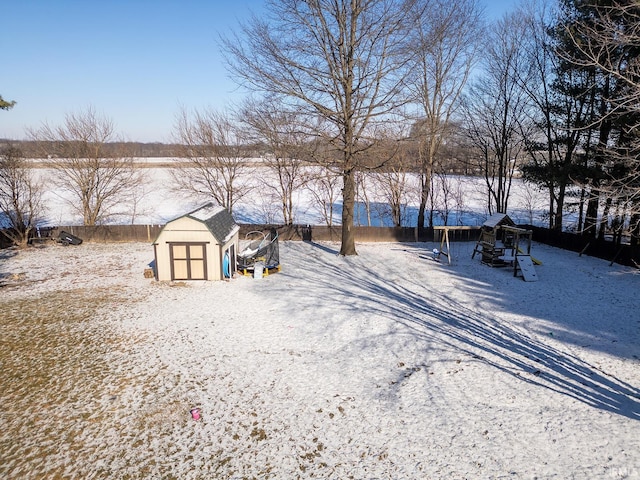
xmin=1 ymin=240 xmax=639 ymax=478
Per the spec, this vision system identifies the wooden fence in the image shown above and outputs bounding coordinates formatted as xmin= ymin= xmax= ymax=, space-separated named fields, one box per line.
xmin=22 ymin=224 xmax=480 ymax=244
xmin=523 ymin=225 xmax=639 ymax=267
xmin=4 ymin=222 xmax=638 ymax=267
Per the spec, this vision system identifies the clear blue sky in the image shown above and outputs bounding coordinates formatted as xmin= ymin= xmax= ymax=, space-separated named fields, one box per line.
xmin=1 ymin=0 xmax=520 ymax=143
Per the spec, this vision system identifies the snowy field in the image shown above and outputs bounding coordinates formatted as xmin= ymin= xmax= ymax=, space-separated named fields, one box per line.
xmin=1 ymin=239 xmax=639 ymax=479
xmin=32 ymin=164 xmax=552 ymax=228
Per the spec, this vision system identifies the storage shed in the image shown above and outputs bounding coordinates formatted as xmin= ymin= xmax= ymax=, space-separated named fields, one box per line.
xmin=153 ymin=203 xmax=240 ymax=281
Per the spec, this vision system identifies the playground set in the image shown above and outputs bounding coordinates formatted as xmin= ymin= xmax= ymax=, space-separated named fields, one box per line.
xmin=434 ymin=213 xmax=540 ymax=282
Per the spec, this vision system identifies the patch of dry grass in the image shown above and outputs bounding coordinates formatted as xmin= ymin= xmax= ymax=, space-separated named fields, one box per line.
xmin=0 ymin=287 xmax=236 ymax=480
xmin=0 ymin=289 xmax=139 ymax=479
xmin=0 ymin=282 xmax=325 ymax=479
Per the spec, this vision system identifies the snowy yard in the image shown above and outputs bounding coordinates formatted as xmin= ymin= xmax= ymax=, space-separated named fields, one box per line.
xmin=1 ymin=240 xmax=639 ymax=479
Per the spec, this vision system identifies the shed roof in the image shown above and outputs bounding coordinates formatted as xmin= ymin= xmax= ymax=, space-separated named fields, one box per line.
xmin=482 ymin=213 xmax=514 ymax=229
xmin=169 ymin=203 xmax=240 ymax=244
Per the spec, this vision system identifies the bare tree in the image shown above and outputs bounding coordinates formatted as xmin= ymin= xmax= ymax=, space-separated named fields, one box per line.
xmin=223 ymin=0 xmax=419 ymax=255
xmin=0 ymin=145 xmax=45 ymax=247
xmin=28 ymin=107 xmax=145 ymax=226
xmin=373 ymin=166 xmax=410 ymax=227
xmin=240 ymin=98 xmax=309 ymax=225
xmin=461 ymin=13 xmax=533 ymax=215
xmin=305 ymin=167 xmax=341 ymax=227
xmin=516 ymin=180 xmax=546 ymax=226
xmin=254 ymin=189 xmax=282 ymax=224
xmin=355 ymin=170 xmax=373 ymax=226
xmin=369 ymin=132 xmax=414 ymax=227
xmin=408 ymin=0 xmax=483 ymax=229
xmin=433 ymin=169 xmax=456 ymax=225
xmin=172 ymin=108 xmax=251 ymax=215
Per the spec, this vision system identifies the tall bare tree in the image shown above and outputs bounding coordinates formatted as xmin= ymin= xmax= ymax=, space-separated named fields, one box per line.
xmin=461 ymin=13 xmax=533 ymax=215
xmin=28 ymin=107 xmax=145 ymax=226
xmin=240 ymin=98 xmax=309 ymax=225
xmin=0 ymin=145 xmax=45 ymax=247
xmin=409 ymin=0 xmax=482 ymax=229
xmin=172 ymin=108 xmax=250 ymax=215
xmin=223 ymin=0 xmax=419 ymax=255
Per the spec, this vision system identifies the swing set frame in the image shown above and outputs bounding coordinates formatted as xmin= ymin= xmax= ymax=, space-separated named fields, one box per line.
xmin=433 ymin=226 xmax=477 ymax=265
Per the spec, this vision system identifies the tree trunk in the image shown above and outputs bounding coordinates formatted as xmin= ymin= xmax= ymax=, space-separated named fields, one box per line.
xmin=418 ymin=160 xmax=435 ymax=228
xmin=417 ymin=170 xmax=427 ymax=229
xmin=599 ymin=196 xmax=611 ymax=242
xmin=553 ymin=184 xmax=566 ymax=233
xmin=340 ymin=168 xmax=357 ymax=256
xmin=584 ymin=184 xmax=599 ymax=238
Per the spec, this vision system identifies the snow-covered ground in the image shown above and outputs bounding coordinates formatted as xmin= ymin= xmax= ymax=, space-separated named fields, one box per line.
xmin=1 ymin=239 xmax=639 ymax=479
xmin=33 ymin=164 xmax=551 ymax=228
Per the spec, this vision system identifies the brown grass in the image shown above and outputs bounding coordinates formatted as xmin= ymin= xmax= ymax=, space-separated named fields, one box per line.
xmin=0 ymin=284 xmax=324 ymax=479
xmin=0 ymin=288 xmax=139 ymax=479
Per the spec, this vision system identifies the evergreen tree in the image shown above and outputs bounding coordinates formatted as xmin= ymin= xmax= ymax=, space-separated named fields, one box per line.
xmin=517 ymin=0 xmax=598 ymax=233
xmin=540 ymin=0 xmax=625 ymax=238
xmin=0 ymin=95 xmax=16 ymax=110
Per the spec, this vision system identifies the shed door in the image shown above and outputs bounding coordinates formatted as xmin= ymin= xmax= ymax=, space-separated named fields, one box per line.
xmin=170 ymin=243 xmax=207 ymax=280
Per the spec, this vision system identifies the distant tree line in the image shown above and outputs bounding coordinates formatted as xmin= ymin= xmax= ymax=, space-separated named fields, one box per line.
xmin=1 ymin=0 xmax=639 ymax=255
xmin=0 ymin=139 xmax=183 ymax=159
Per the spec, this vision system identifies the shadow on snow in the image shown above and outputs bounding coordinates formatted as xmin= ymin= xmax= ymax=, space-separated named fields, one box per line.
xmin=279 ymin=241 xmax=640 ymax=420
